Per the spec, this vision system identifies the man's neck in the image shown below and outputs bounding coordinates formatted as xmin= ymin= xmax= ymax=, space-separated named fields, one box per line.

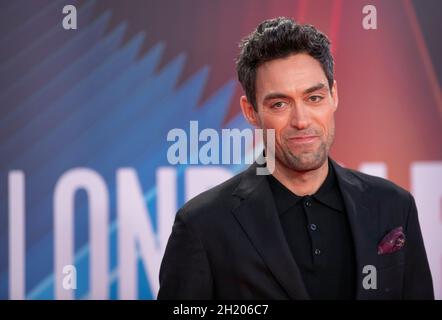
xmin=271 ymin=158 xmax=329 ymax=196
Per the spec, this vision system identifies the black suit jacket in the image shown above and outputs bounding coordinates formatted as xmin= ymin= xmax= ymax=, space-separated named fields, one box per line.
xmin=158 ymin=159 xmax=434 ymax=299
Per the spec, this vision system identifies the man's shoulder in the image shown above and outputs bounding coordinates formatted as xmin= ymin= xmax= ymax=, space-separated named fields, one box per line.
xmin=177 ymin=168 xmax=246 ymax=223
xmin=341 ymin=165 xmax=412 ymax=202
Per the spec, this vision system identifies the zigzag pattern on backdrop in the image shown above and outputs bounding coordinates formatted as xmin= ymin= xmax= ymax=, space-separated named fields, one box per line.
xmin=0 ymin=0 xmax=250 ymax=299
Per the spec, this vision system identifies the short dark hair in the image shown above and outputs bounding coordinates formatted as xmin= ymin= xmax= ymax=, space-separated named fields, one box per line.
xmin=236 ymin=17 xmax=334 ymax=110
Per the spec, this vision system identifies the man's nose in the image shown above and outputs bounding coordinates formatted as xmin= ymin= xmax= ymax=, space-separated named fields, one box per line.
xmin=290 ymin=103 xmax=310 ymax=130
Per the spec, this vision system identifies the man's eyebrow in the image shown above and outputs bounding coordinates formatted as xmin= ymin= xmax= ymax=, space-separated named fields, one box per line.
xmin=262 ymin=92 xmax=291 ymax=103
xmin=303 ymin=83 xmax=328 ymax=94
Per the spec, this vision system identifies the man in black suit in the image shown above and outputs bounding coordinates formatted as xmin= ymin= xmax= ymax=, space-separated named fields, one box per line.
xmin=157 ymin=17 xmax=434 ymax=299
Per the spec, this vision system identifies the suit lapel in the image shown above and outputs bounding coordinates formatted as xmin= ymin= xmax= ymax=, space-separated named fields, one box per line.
xmin=331 ymin=160 xmax=381 ymax=299
xmin=231 ymin=162 xmax=309 ymax=300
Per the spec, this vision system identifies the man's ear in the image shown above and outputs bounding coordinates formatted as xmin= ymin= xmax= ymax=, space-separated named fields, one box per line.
xmin=240 ymin=95 xmax=260 ymax=127
xmin=331 ymin=80 xmax=339 ymax=111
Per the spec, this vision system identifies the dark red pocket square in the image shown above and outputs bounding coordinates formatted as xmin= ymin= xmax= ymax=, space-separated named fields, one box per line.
xmin=377 ymin=226 xmax=406 ymax=255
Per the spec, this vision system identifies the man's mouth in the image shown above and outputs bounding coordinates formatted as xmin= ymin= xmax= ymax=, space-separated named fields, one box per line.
xmin=288 ymin=135 xmax=318 ymax=144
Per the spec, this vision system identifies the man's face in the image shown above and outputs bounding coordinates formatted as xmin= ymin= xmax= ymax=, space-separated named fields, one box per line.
xmin=241 ymin=53 xmax=338 ymax=172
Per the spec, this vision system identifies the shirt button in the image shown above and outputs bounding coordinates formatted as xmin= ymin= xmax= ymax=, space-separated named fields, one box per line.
xmin=304 ymin=199 xmax=312 ymax=207
xmin=310 ymin=223 xmax=317 ymax=231
xmin=314 ymin=248 xmax=321 ymax=255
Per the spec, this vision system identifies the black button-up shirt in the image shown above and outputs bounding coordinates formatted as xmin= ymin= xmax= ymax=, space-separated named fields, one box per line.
xmin=267 ymin=160 xmax=356 ymax=300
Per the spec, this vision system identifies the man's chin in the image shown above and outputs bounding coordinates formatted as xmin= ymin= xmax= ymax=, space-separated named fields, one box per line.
xmin=282 ymin=152 xmax=326 ymax=172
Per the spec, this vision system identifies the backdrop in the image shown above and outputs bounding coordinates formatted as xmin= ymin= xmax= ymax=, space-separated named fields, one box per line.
xmin=0 ymin=0 xmax=441 ymax=299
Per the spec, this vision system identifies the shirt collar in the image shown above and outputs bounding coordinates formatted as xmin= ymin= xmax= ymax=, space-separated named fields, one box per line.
xmin=267 ymin=159 xmax=344 ymax=215
xmin=267 ymin=173 xmax=302 ymax=214
xmin=312 ymin=160 xmax=344 ymax=212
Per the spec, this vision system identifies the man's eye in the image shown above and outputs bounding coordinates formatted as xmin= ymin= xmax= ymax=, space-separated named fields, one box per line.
xmin=272 ymin=101 xmax=286 ymax=108
xmin=308 ymin=95 xmax=324 ymax=103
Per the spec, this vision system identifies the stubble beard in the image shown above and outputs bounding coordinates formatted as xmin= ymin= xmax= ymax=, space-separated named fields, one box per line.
xmin=277 ymin=126 xmax=335 ymax=172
